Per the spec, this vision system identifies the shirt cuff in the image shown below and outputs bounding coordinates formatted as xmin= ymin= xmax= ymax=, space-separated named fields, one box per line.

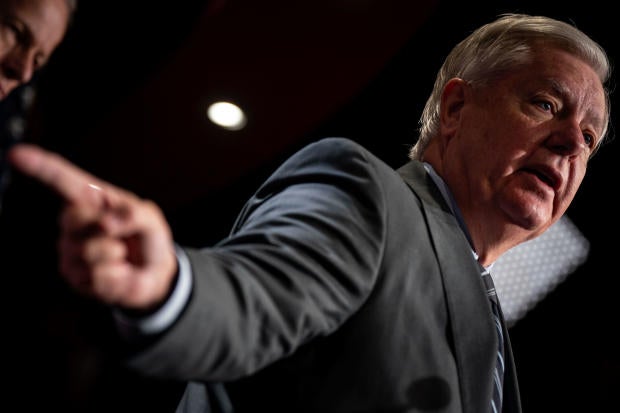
xmin=114 ymin=244 xmax=193 ymax=337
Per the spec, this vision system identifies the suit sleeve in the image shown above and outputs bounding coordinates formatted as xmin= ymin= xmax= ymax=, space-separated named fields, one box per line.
xmin=126 ymin=137 xmax=389 ymax=381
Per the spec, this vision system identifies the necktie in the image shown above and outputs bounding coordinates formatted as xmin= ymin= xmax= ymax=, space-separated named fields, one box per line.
xmin=481 ymin=267 xmax=505 ymax=413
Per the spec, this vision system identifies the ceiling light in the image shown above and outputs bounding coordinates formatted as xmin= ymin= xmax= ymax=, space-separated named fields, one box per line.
xmin=206 ymin=101 xmax=247 ymax=131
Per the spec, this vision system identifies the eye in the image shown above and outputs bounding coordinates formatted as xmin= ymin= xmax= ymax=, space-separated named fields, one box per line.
xmin=33 ymin=53 xmax=46 ymax=71
xmin=536 ymin=100 xmax=554 ymax=112
xmin=583 ymin=132 xmax=595 ymax=148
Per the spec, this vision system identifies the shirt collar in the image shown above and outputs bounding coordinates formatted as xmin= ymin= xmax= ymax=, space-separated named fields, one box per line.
xmin=422 ymin=162 xmax=493 ymax=270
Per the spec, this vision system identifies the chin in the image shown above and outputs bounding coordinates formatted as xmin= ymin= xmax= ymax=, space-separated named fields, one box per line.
xmin=502 ymin=201 xmax=552 ymax=233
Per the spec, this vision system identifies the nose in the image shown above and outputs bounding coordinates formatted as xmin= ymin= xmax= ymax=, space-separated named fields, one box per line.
xmin=1 ymin=47 xmax=36 ymax=85
xmin=546 ymin=118 xmax=588 ymax=158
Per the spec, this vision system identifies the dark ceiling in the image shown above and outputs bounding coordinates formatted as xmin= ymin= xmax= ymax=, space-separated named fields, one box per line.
xmin=0 ymin=0 xmax=618 ymax=412
xmin=29 ymin=0 xmax=438 ymax=210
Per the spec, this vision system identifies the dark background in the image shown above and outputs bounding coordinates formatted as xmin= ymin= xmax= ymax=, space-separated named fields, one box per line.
xmin=0 ymin=0 xmax=617 ymax=411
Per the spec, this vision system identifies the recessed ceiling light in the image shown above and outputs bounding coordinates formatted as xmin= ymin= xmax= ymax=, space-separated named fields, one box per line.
xmin=206 ymin=101 xmax=247 ymax=131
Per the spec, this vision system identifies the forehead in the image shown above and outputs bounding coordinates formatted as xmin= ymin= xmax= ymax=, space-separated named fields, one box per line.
xmin=3 ymin=0 xmax=70 ymax=52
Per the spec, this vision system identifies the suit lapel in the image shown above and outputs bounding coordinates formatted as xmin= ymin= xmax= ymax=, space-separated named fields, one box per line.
xmin=398 ymin=161 xmax=498 ymax=413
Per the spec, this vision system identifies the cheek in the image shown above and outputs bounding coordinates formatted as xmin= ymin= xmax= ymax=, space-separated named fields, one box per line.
xmin=456 ymin=98 xmax=528 ymax=171
xmin=0 ymin=33 xmax=16 ymax=55
xmin=561 ymin=167 xmax=587 ymax=204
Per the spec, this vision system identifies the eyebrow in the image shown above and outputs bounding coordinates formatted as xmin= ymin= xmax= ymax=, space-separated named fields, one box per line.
xmin=547 ymin=77 xmax=606 ymax=137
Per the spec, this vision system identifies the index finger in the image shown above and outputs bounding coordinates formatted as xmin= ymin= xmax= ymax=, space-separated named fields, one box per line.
xmin=8 ymin=143 xmax=107 ymax=207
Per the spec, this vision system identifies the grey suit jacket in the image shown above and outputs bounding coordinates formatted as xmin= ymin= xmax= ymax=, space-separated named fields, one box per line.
xmin=127 ymin=137 xmax=521 ymax=413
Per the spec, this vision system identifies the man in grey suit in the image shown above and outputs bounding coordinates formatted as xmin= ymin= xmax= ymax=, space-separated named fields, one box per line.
xmin=8 ymin=13 xmax=612 ymax=413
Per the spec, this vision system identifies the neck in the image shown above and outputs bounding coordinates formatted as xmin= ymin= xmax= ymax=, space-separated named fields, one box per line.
xmin=422 ymin=146 xmax=528 ymax=267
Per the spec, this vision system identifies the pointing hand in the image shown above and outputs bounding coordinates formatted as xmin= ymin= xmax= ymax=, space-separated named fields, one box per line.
xmin=8 ymin=144 xmax=179 ymax=310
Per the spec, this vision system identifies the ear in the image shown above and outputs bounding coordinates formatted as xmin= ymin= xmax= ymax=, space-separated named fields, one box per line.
xmin=439 ymin=78 xmax=469 ymax=137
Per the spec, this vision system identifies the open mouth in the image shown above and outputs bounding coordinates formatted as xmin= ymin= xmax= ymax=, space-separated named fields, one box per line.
xmin=522 ymin=166 xmax=560 ymax=191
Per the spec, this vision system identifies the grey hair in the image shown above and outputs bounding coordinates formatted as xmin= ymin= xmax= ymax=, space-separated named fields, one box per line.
xmin=409 ymin=13 xmax=612 ymax=160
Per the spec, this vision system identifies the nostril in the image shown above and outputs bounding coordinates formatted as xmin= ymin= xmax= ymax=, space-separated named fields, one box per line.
xmin=4 ymin=64 xmax=30 ymax=85
xmin=2 ymin=60 xmax=22 ymax=81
